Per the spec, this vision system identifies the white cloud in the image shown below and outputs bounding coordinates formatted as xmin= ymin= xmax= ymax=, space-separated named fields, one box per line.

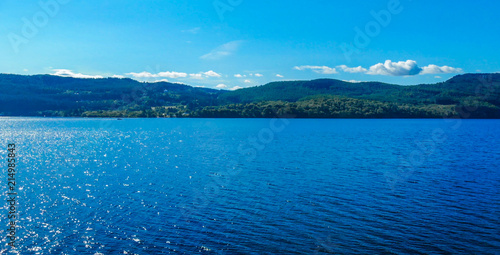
xmin=292 ymin=60 xmax=462 ymax=77
xmin=171 ymin=82 xmax=187 ymax=85
xmin=52 ymin=69 xmax=103 ymax=79
xmin=337 ymin=65 xmax=367 ymax=73
xmin=112 ymin=75 xmax=125 ymax=78
xmin=203 ymin=70 xmax=222 ymax=77
xmin=188 ymin=70 xmax=222 ymax=79
xmin=126 ymin=71 xmax=188 ymax=79
xmin=229 ymin=86 xmax=243 ymax=91
xmin=126 ymin=71 xmax=157 ymax=78
xmin=200 ymin=40 xmax=243 ymax=60
xmin=421 ymin=65 xmax=463 ymax=74
xmin=342 ymin=80 xmax=362 ymax=83
xmin=435 ymin=76 xmax=442 ymax=79
xmin=157 ymin=71 xmax=188 ymax=78
xmin=234 ymin=74 xmax=245 ymax=78
xmin=276 ymin=74 xmax=284 ymax=78
xmin=189 ymin=73 xmax=203 ymax=79
xmin=366 ymin=60 xmax=463 ymax=76
xmin=152 ymin=79 xmax=169 ymax=83
xmin=244 ymin=79 xmax=251 ymax=83
xmin=294 ymin=65 xmax=338 ymax=74
xmin=216 ymin=84 xmax=228 ymax=88
xmin=367 ymin=60 xmax=422 ymax=76
xmin=254 ymin=73 xmax=263 ymax=77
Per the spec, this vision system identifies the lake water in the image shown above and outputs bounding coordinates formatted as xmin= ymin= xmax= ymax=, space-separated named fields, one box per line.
xmin=1 ymin=118 xmax=499 ymax=254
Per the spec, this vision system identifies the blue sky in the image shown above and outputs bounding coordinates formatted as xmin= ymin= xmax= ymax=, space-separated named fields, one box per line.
xmin=1 ymin=0 xmax=499 ymax=89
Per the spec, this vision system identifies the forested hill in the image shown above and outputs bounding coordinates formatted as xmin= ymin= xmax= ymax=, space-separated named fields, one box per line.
xmin=0 ymin=73 xmax=499 ymax=118
xmin=0 ymin=74 xmax=223 ymax=117
xmin=219 ymin=73 xmax=500 ymax=105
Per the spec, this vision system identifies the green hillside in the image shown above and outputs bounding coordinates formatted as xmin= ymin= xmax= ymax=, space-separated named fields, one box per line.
xmin=0 ymin=73 xmax=499 ymax=118
xmin=0 ymin=74 xmax=223 ymax=117
xmin=218 ymin=74 xmax=500 ymax=106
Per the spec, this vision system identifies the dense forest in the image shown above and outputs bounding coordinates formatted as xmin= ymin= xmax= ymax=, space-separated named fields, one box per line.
xmin=0 ymin=73 xmax=499 ymax=118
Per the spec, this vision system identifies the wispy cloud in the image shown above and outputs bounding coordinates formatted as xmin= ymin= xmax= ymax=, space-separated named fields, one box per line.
xmin=294 ymin=65 xmax=338 ymax=74
xmin=200 ymin=40 xmax=244 ymax=60
xmin=234 ymin=74 xmax=245 ymax=78
xmin=152 ymin=79 xmax=169 ymax=83
xmin=294 ymin=60 xmax=462 ymax=76
xmin=216 ymin=84 xmax=228 ymax=88
xmin=203 ymin=70 xmax=222 ymax=77
xmin=188 ymin=70 xmax=222 ymax=79
xmin=337 ymin=65 xmax=367 ymax=73
xmin=126 ymin=71 xmax=157 ymax=78
xmin=276 ymin=74 xmax=284 ymax=78
xmin=171 ymin=81 xmax=187 ymax=85
xmin=254 ymin=73 xmax=263 ymax=77
xmin=51 ymin=69 xmax=103 ymax=79
xmin=125 ymin=70 xmax=221 ymax=81
xmin=229 ymin=86 xmax=243 ymax=90
xmin=421 ymin=64 xmax=463 ymax=74
xmin=157 ymin=71 xmax=188 ymax=78
xmin=126 ymin=71 xmax=188 ymax=79
xmin=343 ymin=80 xmax=362 ymax=83
xmin=189 ymin=73 xmax=203 ymax=79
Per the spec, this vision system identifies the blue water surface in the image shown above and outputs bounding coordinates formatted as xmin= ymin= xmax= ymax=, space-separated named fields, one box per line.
xmin=0 ymin=118 xmax=499 ymax=254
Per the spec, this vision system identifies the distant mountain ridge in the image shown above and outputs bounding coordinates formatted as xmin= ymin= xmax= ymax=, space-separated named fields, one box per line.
xmin=219 ymin=73 xmax=500 ymax=104
xmin=0 ymin=73 xmax=499 ymax=118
